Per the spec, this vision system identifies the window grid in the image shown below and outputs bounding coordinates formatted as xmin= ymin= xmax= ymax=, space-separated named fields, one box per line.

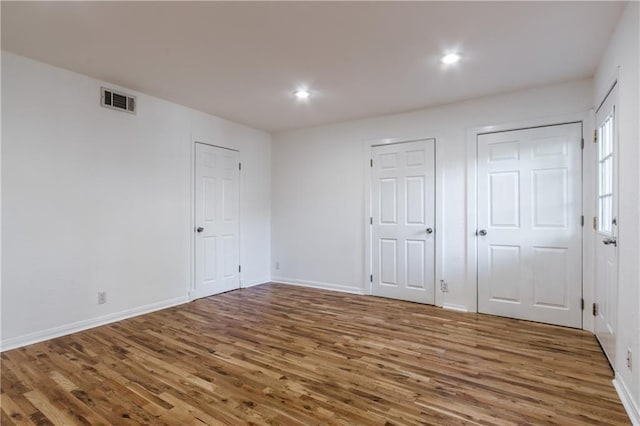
xmin=597 ymin=111 xmax=614 ymax=235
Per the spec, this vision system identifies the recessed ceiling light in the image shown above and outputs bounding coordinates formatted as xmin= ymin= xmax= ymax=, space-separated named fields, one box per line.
xmin=441 ymin=53 xmax=461 ymax=64
xmin=294 ymin=89 xmax=311 ymax=100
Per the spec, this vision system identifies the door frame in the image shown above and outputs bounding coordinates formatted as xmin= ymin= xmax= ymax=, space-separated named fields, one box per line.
xmin=465 ymin=111 xmax=596 ymax=330
xmin=189 ymin=139 xmax=242 ymax=301
xmin=363 ymin=137 xmax=444 ymax=307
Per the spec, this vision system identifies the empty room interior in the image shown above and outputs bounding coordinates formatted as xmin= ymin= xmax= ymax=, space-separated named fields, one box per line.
xmin=1 ymin=1 xmax=640 ymax=424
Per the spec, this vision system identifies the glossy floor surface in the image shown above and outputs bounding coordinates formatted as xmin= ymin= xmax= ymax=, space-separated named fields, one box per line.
xmin=1 ymin=284 xmax=629 ymax=425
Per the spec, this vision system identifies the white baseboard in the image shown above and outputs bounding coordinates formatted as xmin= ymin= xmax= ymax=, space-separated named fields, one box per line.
xmin=442 ymin=303 xmax=468 ymax=312
xmin=241 ymin=278 xmax=270 ymax=289
xmin=0 ymin=295 xmax=189 ymax=352
xmin=614 ymin=376 xmax=640 ymax=425
xmin=271 ymin=277 xmax=364 ymax=295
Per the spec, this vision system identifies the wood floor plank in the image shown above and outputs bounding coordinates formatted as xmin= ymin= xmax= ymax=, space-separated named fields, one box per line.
xmin=0 ymin=394 xmax=33 ymax=426
xmin=0 ymin=283 xmax=630 ymax=425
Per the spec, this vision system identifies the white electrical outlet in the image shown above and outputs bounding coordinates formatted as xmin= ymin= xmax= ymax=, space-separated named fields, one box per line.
xmin=98 ymin=292 xmax=107 ymax=305
xmin=275 ymin=261 xmax=280 ymax=270
xmin=627 ymin=349 xmax=632 ymax=370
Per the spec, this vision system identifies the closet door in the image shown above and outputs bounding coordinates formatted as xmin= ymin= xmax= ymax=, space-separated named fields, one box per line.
xmin=194 ymin=143 xmax=240 ymax=299
xmin=477 ymin=123 xmax=582 ymax=328
xmin=371 ymin=139 xmax=435 ymax=304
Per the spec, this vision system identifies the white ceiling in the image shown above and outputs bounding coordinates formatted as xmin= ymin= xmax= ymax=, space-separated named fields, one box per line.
xmin=1 ymin=1 xmax=625 ymax=132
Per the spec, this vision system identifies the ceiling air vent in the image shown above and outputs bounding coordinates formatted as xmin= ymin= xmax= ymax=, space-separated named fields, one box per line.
xmin=101 ymin=87 xmax=136 ymax=114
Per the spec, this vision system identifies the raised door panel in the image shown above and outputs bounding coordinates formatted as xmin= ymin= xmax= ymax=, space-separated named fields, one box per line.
xmin=531 ymin=247 xmax=569 ymax=309
xmin=406 ymin=149 xmax=425 ymax=167
xmin=489 ymin=141 xmax=520 ymax=163
xmin=203 ymin=237 xmax=216 ymax=282
xmin=379 ymin=178 xmax=398 ymax=225
xmin=532 ymin=136 xmax=567 ymax=159
xmin=406 ymin=240 xmax=425 ymax=289
xmin=222 ymin=235 xmax=235 ymax=279
xmin=488 ymin=245 xmax=521 ymax=303
xmin=222 ymin=178 xmax=235 ymax=222
xmin=379 ymin=153 xmax=398 ymax=170
xmin=379 ymin=239 xmax=398 ymax=286
xmin=406 ymin=176 xmax=425 ymax=225
xmin=489 ymin=172 xmax=520 ymax=228
xmin=203 ymin=177 xmax=217 ymax=223
xmin=532 ymin=168 xmax=568 ymax=228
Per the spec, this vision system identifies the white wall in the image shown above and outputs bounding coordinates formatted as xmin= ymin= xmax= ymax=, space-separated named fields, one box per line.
xmin=272 ymin=79 xmax=593 ymax=303
xmin=1 ymin=52 xmax=271 ymax=349
xmin=594 ymin=2 xmax=640 ymax=420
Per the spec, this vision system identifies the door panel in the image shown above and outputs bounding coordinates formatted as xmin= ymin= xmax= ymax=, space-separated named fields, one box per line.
xmin=371 ymin=139 xmax=435 ymax=304
xmin=477 ymin=123 xmax=582 ymax=328
xmin=489 ymin=245 xmax=521 ymax=303
xmin=532 ymin=247 xmax=568 ymax=308
xmin=594 ymin=85 xmax=618 ymax=366
xmin=406 ymin=239 xmax=425 ymax=289
xmin=380 ymin=239 xmax=398 ymax=285
xmin=194 ymin=143 xmax=240 ymax=299
xmin=489 ymin=172 xmax=520 ymax=227
xmin=533 ymin=168 xmax=568 ymax=227
xmin=380 ymin=179 xmax=398 ymax=223
xmin=406 ymin=177 xmax=425 ymax=224
xmin=204 ymin=237 xmax=216 ymax=281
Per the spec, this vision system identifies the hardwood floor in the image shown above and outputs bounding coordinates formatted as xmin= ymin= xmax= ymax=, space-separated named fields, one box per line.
xmin=1 ymin=283 xmax=629 ymax=425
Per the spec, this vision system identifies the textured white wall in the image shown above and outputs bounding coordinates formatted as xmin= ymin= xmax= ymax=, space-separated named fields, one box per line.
xmin=1 ymin=52 xmax=271 ymax=348
xmin=594 ymin=2 xmax=640 ymax=418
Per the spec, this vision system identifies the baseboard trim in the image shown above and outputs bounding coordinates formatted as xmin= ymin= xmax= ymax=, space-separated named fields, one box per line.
xmin=241 ymin=278 xmax=270 ymax=289
xmin=442 ymin=303 xmax=468 ymax=312
xmin=271 ymin=277 xmax=364 ymax=295
xmin=614 ymin=376 xmax=640 ymax=425
xmin=0 ymin=295 xmax=190 ymax=352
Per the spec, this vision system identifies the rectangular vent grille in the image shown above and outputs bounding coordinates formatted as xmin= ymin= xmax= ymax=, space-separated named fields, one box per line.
xmin=101 ymin=87 xmax=136 ymax=114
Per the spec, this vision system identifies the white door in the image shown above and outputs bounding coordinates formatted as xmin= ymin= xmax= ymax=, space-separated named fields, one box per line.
xmin=371 ymin=139 xmax=435 ymax=304
xmin=477 ymin=123 xmax=583 ymax=328
xmin=194 ymin=143 xmax=240 ymax=299
xmin=594 ymin=85 xmax=618 ymax=365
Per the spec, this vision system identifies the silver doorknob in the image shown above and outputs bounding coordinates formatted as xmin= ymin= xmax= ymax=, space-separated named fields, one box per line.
xmin=426 ymin=228 xmax=433 ymax=234
xmin=478 ymin=229 xmax=487 ymax=236
xmin=196 ymin=227 xmax=204 ymax=233
xmin=603 ymin=237 xmax=617 ymax=246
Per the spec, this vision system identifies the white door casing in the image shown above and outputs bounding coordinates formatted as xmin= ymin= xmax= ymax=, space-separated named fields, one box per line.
xmin=194 ymin=143 xmax=240 ymax=299
xmin=371 ymin=139 xmax=435 ymax=304
xmin=477 ymin=123 xmax=583 ymax=328
xmin=594 ymin=85 xmax=618 ymax=366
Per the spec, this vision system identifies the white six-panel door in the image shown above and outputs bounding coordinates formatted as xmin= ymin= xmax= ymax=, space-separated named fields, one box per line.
xmin=477 ymin=123 xmax=582 ymax=328
xmin=371 ymin=139 xmax=435 ymax=304
xmin=194 ymin=143 xmax=240 ymax=299
xmin=594 ymin=86 xmax=618 ymax=366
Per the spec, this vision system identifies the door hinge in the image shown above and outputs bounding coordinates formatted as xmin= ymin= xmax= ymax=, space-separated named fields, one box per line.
xmin=592 ymin=302 xmax=598 ymax=316
xmin=581 ymin=298 xmax=585 ymax=310
xmin=593 ymin=129 xmax=598 ymax=144
xmin=581 ymin=215 xmax=584 ymax=227
xmin=370 ymin=217 xmax=373 ymax=225
xmin=238 ymin=265 xmax=241 ymax=273
xmin=239 ymin=162 xmax=242 ymax=171
xmin=593 ymin=216 xmax=598 ymax=230
xmin=370 ymin=158 xmax=373 ymax=167
xmin=370 ymin=274 xmax=373 ymax=282
xmin=581 ymin=138 xmax=584 ymax=149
